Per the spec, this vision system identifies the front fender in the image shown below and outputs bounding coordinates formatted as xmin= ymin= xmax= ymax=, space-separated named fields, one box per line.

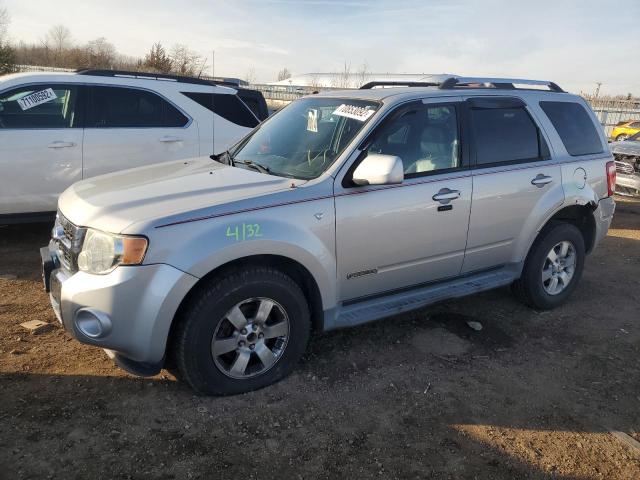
xmin=143 ymin=197 xmax=338 ymax=311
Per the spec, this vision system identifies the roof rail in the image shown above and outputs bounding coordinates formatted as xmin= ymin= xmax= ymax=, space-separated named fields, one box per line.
xmin=75 ymin=69 xmax=241 ymax=87
xmin=360 ymin=81 xmax=440 ymax=89
xmin=438 ymin=76 xmax=564 ymax=92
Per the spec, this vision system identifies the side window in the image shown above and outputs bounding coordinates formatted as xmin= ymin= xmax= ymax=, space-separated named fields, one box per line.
xmin=470 ymin=106 xmax=545 ymax=165
xmin=539 ymin=101 xmax=603 ymax=156
xmin=88 ymin=86 xmax=188 ymax=128
xmin=630 ymin=122 xmax=640 ymax=129
xmin=369 ymin=104 xmax=460 ymax=176
xmin=181 ymin=91 xmax=259 ymax=128
xmin=0 ymin=85 xmax=78 ymax=129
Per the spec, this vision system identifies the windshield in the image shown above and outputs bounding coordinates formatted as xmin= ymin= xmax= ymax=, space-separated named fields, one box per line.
xmin=231 ymin=97 xmax=380 ymax=179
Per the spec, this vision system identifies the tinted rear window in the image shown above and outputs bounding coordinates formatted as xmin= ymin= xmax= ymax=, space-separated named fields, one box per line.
xmin=88 ymin=86 xmax=188 ymax=128
xmin=182 ymin=91 xmax=259 ymax=128
xmin=539 ymin=101 xmax=603 ymax=156
xmin=471 ymin=107 xmax=543 ymax=165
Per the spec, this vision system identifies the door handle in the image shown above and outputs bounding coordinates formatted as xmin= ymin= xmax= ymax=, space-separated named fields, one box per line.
xmin=47 ymin=141 xmax=76 ymax=149
xmin=159 ymin=135 xmax=183 ymax=143
xmin=531 ymin=174 xmax=553 ymax=187
xmin=432 ymin=188 xmax=461 ymax=203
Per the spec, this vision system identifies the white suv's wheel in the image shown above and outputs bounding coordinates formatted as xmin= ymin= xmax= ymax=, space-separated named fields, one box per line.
xmin=512 ymin=222 xmax=585 ymax=310
xmin=171 ymin=267 xmax=310 ymax=395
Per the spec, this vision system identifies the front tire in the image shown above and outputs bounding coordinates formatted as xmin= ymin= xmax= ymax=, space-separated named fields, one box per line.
xmin=512 ymin=222 xmax=585 ymax=310
xmin=616 ymin=134 xmax=628 ymax=142
xmin=171 ymin=267 xmax=310 ymax=395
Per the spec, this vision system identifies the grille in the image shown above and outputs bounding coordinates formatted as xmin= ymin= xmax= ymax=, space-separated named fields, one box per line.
xmin=53 ymin=212 xmax=84 ymax=272
xmin=615 ymin=160 xmax=635 ymax=175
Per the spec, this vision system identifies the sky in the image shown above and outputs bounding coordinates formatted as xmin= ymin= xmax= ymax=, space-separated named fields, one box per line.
xmin=2 ymin=0 xmax=639 ymax=95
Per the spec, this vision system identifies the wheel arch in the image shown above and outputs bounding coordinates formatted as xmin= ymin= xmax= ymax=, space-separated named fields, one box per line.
xmin=522 ymin=203 xmax=597 ymax=267
xmin=167 ymin=254 xmax=325 ymax=359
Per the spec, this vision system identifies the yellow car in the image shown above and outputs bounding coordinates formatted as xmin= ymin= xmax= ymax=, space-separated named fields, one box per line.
xmin=611 ymin=120 xmax=640 ymax=142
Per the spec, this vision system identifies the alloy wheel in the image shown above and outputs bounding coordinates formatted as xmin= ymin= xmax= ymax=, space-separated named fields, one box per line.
xmin=541 ymin=240 xmax=576 ymax=295
xmin=211 ymin=297 xmax=290 ymax=379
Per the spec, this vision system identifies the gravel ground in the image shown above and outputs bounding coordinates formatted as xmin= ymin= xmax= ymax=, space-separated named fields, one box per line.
xmin=0 ymin=197 xmax=639 ymax=479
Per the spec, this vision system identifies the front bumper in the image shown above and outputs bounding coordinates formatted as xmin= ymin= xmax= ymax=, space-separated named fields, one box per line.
xmin=41 ymin=242 xmax=198 ymax=368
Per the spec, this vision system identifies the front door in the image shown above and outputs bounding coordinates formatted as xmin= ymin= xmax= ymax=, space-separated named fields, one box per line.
xmin=0 ymin=83 xmax=83 ymax=215
xmin=335 ymin=99 xmax=472 ymax=302
xmin=82 ymin=85 xmax=199 ymax=179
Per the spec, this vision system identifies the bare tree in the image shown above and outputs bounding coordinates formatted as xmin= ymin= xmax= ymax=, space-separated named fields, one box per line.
xmin=355 ymin=62 xmax=370 ymax=88
xmin=45 ymin=24 xmax=72 ymax=53
xmin=144 ymin=42 xmax=172 ymax=73
xmin=276 ymin=67 xmax=291 ymax=82
xmin=330 ymin=61 xmax=352 ymax=88
xmin=0 ymin=4 xmax=15 ymax=74
xmin=85 ymin=37 xmax=116 ymax=68
xmin=0 ymin=4 xmax=9 ymax=43
xmin=244 ymin=67 xmax=257 ymax=85
xmin=169 ymin=43 xmax=202 ymax=76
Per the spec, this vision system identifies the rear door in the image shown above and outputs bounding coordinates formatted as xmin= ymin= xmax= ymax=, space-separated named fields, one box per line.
xmin=0 ymin=83 xmax=83 ymax=215
xmin=462 ymin=96 xmax=563 ymax=273
xmin=335 ymin=98 xmax=473 ymax=301
xmin=82 ymin=85 xmax=198 ymax=178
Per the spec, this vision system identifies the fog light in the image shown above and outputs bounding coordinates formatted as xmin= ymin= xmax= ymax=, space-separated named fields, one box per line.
xmin=75 ymin=309 xmax=112 ymax=339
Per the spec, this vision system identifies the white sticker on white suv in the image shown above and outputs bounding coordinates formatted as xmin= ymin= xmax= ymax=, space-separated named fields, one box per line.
xmin=332 ymin=104 xmax=375 ymax=122
xmin=17 ymin=88 xmax=58 ymax=111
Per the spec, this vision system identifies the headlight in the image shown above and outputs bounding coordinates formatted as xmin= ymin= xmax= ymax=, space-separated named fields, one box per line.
xmin=77 ymin=229 xmax=148 ymax=275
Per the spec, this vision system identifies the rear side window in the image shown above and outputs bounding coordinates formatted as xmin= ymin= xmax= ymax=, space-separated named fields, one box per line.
xmin=0 ymin=85 xmax=79 ymax=129
xmin=539 ymin=101 xmax=603 ymax=156
xmin=87 ymin=86 xmax=189 ymax=128
xmin=236 ymin=89 xmax=268 ymax=121
xmin=182 ymin=91 xmax=259 ymax=128
xmin=470 ymin=107 xmax=546 ymax=165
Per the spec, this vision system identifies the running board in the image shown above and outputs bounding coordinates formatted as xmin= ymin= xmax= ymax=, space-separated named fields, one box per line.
xmin=333 ymin=268 xmax=517 ymax=329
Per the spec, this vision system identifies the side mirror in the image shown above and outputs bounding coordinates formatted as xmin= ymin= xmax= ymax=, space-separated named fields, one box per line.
xmin=352 ymin=154 xmax=404 ymax=186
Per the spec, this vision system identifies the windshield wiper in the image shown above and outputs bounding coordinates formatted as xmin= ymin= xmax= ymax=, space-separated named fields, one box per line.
xmin=234 ymin=160 xmax=271 ymax=174
xmin=210 ymin=150 xmax=233 ymax=166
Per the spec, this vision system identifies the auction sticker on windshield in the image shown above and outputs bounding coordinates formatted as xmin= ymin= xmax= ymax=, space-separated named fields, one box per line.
xmin=332 ymin=104 xmax=375 ymax=122
xmin=17 ymin=88 xmax=58 ymax=111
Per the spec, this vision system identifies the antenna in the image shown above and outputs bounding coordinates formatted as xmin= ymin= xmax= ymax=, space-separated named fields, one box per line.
xmin=211 ymin=50 xmax=217 ymax=155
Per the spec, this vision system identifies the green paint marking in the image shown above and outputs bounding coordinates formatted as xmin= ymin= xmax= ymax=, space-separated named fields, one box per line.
xmin=226 ymin=223 xmax=263 ymax=242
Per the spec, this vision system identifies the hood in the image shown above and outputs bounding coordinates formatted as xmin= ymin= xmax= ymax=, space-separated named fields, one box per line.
xmin=610 ymin=140 xmax=640 ymax=156
xmin=58 ymin=156 xmax=295 ymax=233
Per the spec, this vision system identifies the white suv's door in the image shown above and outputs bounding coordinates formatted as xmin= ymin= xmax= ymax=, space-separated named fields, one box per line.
xmin=335 ymin=99 xmax=472 ymax=301
xmin=461 ymin=96 xmax=564 ymax=273
xmin=82 ymin=86 xmax=198 ymax=178
xmin=0 ymin=84 xmax=83 ymax=215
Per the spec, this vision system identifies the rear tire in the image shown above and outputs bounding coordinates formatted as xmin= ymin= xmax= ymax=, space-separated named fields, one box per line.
xmin=512 ymin=222 xmax=585 ymax=310
xmin=171 ymin=266 xmax=310 ymax=395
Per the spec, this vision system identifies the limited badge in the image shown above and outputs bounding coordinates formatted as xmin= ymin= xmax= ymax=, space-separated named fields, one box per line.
xmin=17 ymin=88 xmax=58 ymax=111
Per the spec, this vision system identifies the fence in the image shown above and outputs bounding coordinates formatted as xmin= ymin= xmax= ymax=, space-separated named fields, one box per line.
xmin=581 ymin=94 xmax=640 ymax=138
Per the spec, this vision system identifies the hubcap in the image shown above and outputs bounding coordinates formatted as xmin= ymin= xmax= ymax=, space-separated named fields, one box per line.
xmin=211 ymin=297 xmax=290 ymax=379
xmin=542 ymin=240 xmax=576 ymax=295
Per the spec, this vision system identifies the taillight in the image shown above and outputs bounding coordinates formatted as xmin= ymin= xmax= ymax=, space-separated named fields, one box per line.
xmin=606 ymin=161 xmax=616 ymax=197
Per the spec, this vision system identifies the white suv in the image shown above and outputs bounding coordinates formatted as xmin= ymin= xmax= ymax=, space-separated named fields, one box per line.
xmin=0 ymin=69 xmax=268 ymax=223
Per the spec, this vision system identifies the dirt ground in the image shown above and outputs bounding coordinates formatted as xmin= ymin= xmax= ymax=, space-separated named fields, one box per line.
xmin=1 ymin=197 xmax=639 ymax=480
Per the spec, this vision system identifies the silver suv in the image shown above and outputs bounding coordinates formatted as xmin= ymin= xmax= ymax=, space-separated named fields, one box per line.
xmin=41 ymin=76 xmax=616 ymax=395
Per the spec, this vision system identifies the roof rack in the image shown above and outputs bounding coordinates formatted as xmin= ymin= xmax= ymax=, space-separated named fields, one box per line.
xmin=438 ymin=76 xmax=564 ymax=92
xmin=360 ymin=81 xmax=440 ymax=89
xmin=75 ymin=69 xmax=241 ymax=87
